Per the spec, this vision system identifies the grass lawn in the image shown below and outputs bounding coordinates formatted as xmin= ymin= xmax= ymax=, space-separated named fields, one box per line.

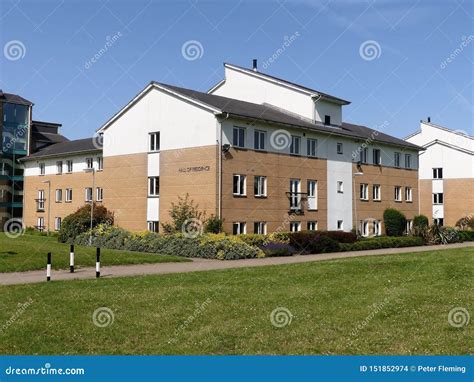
xmin=0 ymin=246 xmax=472 ymax=355
xmin=0 ymin=233 xmax=188 ymax=272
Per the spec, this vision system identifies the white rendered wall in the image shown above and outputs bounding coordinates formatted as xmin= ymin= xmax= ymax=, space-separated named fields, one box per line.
xmin=23 ymin=153 xmax=102 ymax=176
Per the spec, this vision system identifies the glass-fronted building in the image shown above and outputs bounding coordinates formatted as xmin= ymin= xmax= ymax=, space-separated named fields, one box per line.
xmin=0 ymin=92 xmax=32 ymax=230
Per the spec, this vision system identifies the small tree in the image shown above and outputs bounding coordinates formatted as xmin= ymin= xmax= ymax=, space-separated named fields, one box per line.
xmin=58 ymin=203 xmax=114 ymax=243
xmin=383 ymin=208 xmax=406 ymax=236
xmin=161 ymin=194 xmax=203 ymax=234
xmin=413 ymin=214 xmax=429 ymax=237
xmin=204 ymin=215 xmax=223 ymax=233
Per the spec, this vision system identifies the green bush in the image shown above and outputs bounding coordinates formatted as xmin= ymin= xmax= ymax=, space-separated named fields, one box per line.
xmin=237 ymin=234 xmax=270 ymax=247
xmin=288 ymin=231 xmax=340 ymax=254
xmin=458 ymin=230 xmax=474 ymax=241
xmin=204 ymin=215 xmax=223 ymax=233
xmin=427 ymin=225 xmax=461 ymax=244
xmin=161 ymin=194 xmax=203 ymax=234
xmin=383 ymin=208 xmax=407 ymax=236
xmin=58 ymin=204 xmax=113 ymax=243
xmin=259 ymin=242 xmax=296 ymax=257
xmin=340 ymin=236 xmax=424 ymax=251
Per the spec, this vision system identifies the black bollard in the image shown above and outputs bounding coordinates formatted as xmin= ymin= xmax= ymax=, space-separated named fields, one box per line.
xmin=46 ymin=252 xmax=52 ymax=281
xmin=96 ymin=247 xmax=101 ymax=278
xmin=70 ymin=244 xmax=75 ymax=273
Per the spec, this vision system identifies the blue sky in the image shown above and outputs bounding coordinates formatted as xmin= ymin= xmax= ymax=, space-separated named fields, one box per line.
xmin=0 ymin=0 xmax=472 ymax=140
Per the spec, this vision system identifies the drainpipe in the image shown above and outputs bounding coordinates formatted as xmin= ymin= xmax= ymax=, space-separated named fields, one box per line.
xmin=217 ymin=113 xmax=230 ymax=221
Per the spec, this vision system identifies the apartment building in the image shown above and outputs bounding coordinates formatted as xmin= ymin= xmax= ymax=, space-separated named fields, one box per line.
xmin=21 ymin=61 xmax=421 ymax=235
xmin=0 ymin=90 xmax=66 ymax=231
xmin=405 ymin=119 xmax=474 ymax=226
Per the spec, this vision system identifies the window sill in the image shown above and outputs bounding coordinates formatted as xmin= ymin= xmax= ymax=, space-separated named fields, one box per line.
xmin=65 ymin=201 xmax=72 ymax=203
xmin=360 ymin=199 xmax=369 ymax=202
xmin=307 ymin=209 xmax=318 ymax=212
xmin=254 ymin=195 xmax=267 ymax=199
xmin=406 ymin=201 xmax=413 ymax=203
xmin=373 ymin=199 xmax=382 ymax=202
xmin=394 ymin=200 xmax=402 ymax=203
xmin=148 ymin=195 xmax=160 ymax=198
xmin=233 ymin=194 xmax=247 ymax=198
xmin=148 ymin=150 xmax=160 ymax=154
xmin=97 ymin=169 xmax=103 ymax=172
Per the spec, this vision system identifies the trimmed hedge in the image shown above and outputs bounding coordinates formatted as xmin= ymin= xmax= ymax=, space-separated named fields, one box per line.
xmin=288 ymin=231 xmax=341 ymax=254
xmin=458 ymin=230 xmax=474 ymax=241
xmin=383 ymin=208 xmax=407 ymax=236
xmin=259 ymin=242 xmax=296 ymax=257
xmin=340 ymin=236 xmax=424 ymax=251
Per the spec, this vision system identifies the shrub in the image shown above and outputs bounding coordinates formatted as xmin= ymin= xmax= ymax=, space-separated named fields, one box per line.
xmin=427 ymin=225 xmax=460 ymax=244
xmin=268 ymin=231 xmax=290 ymax=243
xmin=458 ymin=231 xmax=474 ymax=241
xmin=319 ymin=231 xmax=357 ymax=243
xmin=237 ymin=234 xmax=270 ymax=247
xmin=58 ymin=204 xmax=113 ymax=243
xmin=340 ymin=236 xmax=424 ymax=251
xmin=413 ymin=215 xmax=429 ymax=231
xmin=288 ymin=231 xmax=340 ymax=254
xmin=260 ymin=242 xmax=296 ymax=257
xmin=204 ymin=215 xmax=223 ymax=233
xmin=383 ymin=208 xmax=407 ymax=236
xmin=161 ymin=194 xmax=203 ymax=234
xmin=455 ymin=216 xmax=474 ymax=230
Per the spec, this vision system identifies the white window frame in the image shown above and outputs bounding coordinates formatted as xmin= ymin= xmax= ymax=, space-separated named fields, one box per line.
xmin=148 ymin=177 xmax=159 ymax=197
xmin=39 ymin=163 xmax=45 ymax=175
xmin=337 ymin=142 xmax=343 ymax=154
xmin=337 ymin=220 xmax=344 ymax=230
xmin=97 ymin=156 xmax=103 ymax=170
xmin=290 ymin=136 xmax=301 ymax=155
xmin=289 ymin=221 xmax=301 ymax=232
xmin=373 ymin=149 xmax=381 ymax=165
xmin=373 ymin=184 xmax=381 ymax=201
xmin=360 ymin=147 xmax=368 ymax=164
xmin=337 ymin=181 xmax=344 ymax=193
xmin=233 ymin=174 xmax=246 ymax=196
xmin=394 ymin=186 xmax=402 ymax=202
xmin=360 ymin=183 xmax=369 ymax=200
xmin=66 ymin=160 xmax=73 ymax=173
xmin=96 ymin=187 xmax=103 ymax=202
xmin=232 ymin=222 xmax=246 ymax=235
xmin=233 ymin=127 xmax=245 ymax=148
xmin=37 ymin=217 xmax=45 ymax=232
xmin=433 ymin=218 xmax=444 ymax=226
xmin=56 ymin=160 xmax=63 ymax=174
xmin=433 ymin=193 xmax=444 ymax=205
xmin=37 ymin=190 xmax=45 ymax=211
xmin=433 ymin=168 xmax=443 ymax=179
xmin=406 ymin=220 xmax=413 ymax=234
xmin=54 ymin=217 xmax=62 ymax=231
xmin=254 ymin=221 xmax=267 ymax=234
xmin=394 ymin=152 xmax=400 ymax=168
xmin=289 ymin=179 xmax=301 ymax=211
xmin=373 ymin=220 xmax=382 ymax=236
xmin=307 ymin=221 xmax=318 ymax=231
xmin=307 ymin=180 xmax=317 ymax=210
xmin=149 ymin=132 xmax=160 ymax=152
xmin=254 ymin=130 xmax=266 ymax=150
xmin=85 ymin=187 xmax=93 ymax=202
xmin=55 ymin=189 xmax=62 ymax=203
xmin=148 ymin=221 xmax=159 ymax=232
xmin=307 ymin=138 xmax=317 ymax=157
xmin=65 ymin=188 xmax=73 ymax=202
xmin=405 ymin=154 xmax=411 ymax=169
xmin=254 ymin=176 xmax=266 ymax=197
xmin=360 ymin=220 xmax=369 ymax=237
xmin=405 ymin=187 xmax=412 ymax=202
xmin=86 ymin=157 xmax=93 ymax=169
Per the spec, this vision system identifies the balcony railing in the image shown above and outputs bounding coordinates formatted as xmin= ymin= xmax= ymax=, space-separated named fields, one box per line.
xmin=35 ymin=198 xmax=46 ymax=212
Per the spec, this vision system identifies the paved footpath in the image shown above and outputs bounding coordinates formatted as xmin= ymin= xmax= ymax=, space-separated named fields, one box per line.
xmin=1 ymin=242 xmax=473 ymax=286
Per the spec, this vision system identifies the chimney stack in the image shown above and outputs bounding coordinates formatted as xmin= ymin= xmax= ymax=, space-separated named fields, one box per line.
xmin=252 ymin=59 xmax=258 ymax=72
xmin=427 ymin=116 xmax=431 ymax=123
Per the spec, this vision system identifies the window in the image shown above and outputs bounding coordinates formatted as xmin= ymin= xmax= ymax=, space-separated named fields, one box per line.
xmin=360 ymin=220 xmax=369 ymax=237
xmin=66 ymin=160 xmax=73 ymax=173
xmin=324 ymin=115 xmax=331 ymax=125
xmin=254 ymin=222 xmax=267 ymax=234
xmin=307 ymin=221 xmax=318 ymax=231
xmin=394 ymin=152 xmax=400 ymax=168
xmin=433 ymin=168 xmax=443 ymax=179
xmin=55 ymin=189 xmax=62 ymax=203
xmin=406 ymin=220 xmax=413 ymax=234
xmin=433 ymin=218 xmax=444 ymax=226
xmin=97 ymin=156 xmax=103 ymax=170
xmin=232 ymin=222 xmax=246 ymax=235
xmin=307 ymin=138 xmax=317 ymax=157
xmin=360 ymin=147 xmax=368 ymax=164
xmin=37 ymin=190 xmax=45 ymax=211
xmin=433 ymin=193 xmax=444 ymax=204
xmin=37 ymin=217 xmax=45 ymax=232
xmin=290 ymin=136 xmax=301 ymax=155
xmin=254 ymin=130 xmax=265 ymax=150
xmin=148 ymin=177 xmax=159 ymax=196
xmin=233 ymin=127 xmax=245 ymax=148
xmin=254 ymin=176 xmax=266 ymax=197
xmin=54 ymin=217 xmax=62 ymax=231
xmin=39 ymin=163 xmax=45 ymax=175
xmin=405 ymin=154 xmax=411 ymax=168
xmin=86 ymin=157 xmax=93 ymax=169
xmin=96 ymin=187 xmax=103 ymax=202
xmin=289 ymin=222 xmax=301 ymax=232
xmin=233 ymin=174 xmax=246 ymax=196
xmin=360 ymin=184 xmax=369 ymax=200
xmin=373 ymin=220 xmax=382 ymax=236
xmin=373 ymin=184 xmax=381 ymax=201
xmin=373 ymin=149 xmax=381 ymax=165
xmin=56 ymin=161 xmax=63 ymax=174
xmin=405 ymin=187 xmax=412 ymax=202
xmin=337 ymin=220 xmax=343 ymax=230
xmin=307 ymin=180 xmax=317 ymax=210
xmin=85 ymin=187 xmax=93 ymax=202
xmin=65 ymin=188 xmax=73 ymax=202
xmin=337 ymin=142 xmax=343 ymax=154
xmin=289 ymin=179 xmax=301 ymax=211
xmin=148 ymin=221 xmax=159 ymax=233
xmin=149 ymin=132 xmax=160 ymax=152
xmin=394 ymin=186 xmax=402 ymax=201
xmin=337 ymin=181 xmax=344 ymax=193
